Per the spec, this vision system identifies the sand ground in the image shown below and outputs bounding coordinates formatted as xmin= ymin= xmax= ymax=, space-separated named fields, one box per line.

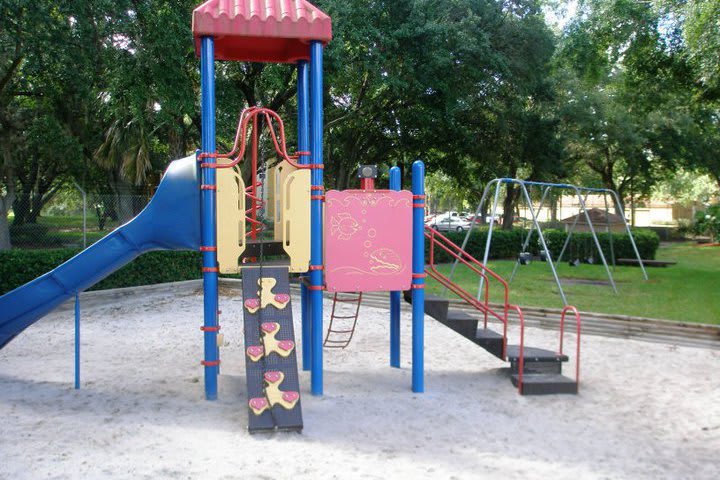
xmin=1 ymin=288 xmax=718 ymax=479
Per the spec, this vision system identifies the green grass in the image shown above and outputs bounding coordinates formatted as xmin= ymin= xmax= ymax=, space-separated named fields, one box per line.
xmin=20 ymin=216 xmax=119 ymax=247
xmin=427 ymin=242 xmax=720 ymax=324
xmin=36 ymin=215 xmax=87 ymax=229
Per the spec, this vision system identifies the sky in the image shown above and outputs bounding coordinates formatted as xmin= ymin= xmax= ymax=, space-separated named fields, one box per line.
xmin=543 ymin=0 xmax=579 ymax=31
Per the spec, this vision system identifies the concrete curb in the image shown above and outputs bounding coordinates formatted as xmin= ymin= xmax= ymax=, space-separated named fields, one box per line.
xmin=56 ymin=279 xmax=719 ymax=349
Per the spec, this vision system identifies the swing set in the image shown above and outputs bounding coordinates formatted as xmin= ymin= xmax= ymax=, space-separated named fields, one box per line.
xmin=449 ymin=178 xmax=648 ymax=306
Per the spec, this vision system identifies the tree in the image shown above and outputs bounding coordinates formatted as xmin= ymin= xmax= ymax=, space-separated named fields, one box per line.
xmin=555 ymin=0 xmax=720 ymax=212
xmin=684 ymin=0 xmax=720 ymax=99
xmin=0 ymin=1 xmax=86 ymax=245
xmin=316 ymin=0 xmax=561 ymax=210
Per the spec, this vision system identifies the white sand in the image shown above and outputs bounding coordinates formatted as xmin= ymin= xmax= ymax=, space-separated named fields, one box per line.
xmin=1 ymin=288 xmax=718 ymax=480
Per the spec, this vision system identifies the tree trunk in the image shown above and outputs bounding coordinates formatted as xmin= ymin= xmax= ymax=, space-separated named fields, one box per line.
xmin=168 ymin=121 xmax=186 ymax=159
xmin=501 ymin=184 xmax=518 ymax=230
xmin=28 ymin=189 xmax=46 ymax=223
xmin=478 ymin=201 xmax=489 ymax=225
xmin=336 ymin=161 xmax=348 ymax=191
xmin=0 ymin=147 xmax=16 ymax=249
xmin=629 ymin=177 xmax=635 ymax=227
xmin=109 ymin=170 xmax=136 ymax=224
xmin=0 ymin=211 xmax=11 ymax=250
xmin=11 ymin=190 xmax=31 ymax=225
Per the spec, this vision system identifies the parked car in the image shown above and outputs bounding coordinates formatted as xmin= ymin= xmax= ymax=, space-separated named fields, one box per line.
xmin=430 ymin=216 xmax=472 ymax=232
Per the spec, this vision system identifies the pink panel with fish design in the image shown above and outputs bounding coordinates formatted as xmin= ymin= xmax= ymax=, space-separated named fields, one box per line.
xmin=325 ymin=189 xmax=412 ymax=292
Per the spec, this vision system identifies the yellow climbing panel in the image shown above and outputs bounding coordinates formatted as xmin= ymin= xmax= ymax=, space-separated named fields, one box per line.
xmin=216 ymin=159 xmax=310 ymax=273
xmin=270 ymin=160 xmax=310 ymax=272
xmin=216 ymin=164 xmax=246 ymax=274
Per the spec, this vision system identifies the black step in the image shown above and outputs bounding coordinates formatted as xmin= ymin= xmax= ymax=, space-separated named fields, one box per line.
xmin=510 ymin=373 xmax=578 ymax=395
xmin=506 ymin=345 xmax=567 ymax=375
xmin=404 ymin=293 xmax=450 ymax=321
xmin=240 ymin=258 xmax=292 ymax=268
xmin=240 ymin=240 xmax=287 ymax=260
xmin=505 ymin=345 xmax=568 ymax=363
xmin=438 ymin=310 xmax=478 ymax=339
xmin=474 ymin=328 xmax=504 ymax=359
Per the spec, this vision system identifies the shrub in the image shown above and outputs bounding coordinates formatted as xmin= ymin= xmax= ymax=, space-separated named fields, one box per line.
xmin=692 ymin=204 xmax=720 ymax=241
xmin=534 ymin=228 xmax=659 ymax=261
xmin=426 ymin=227 xmax=659 ymax=263
xmin=0 ymin=249 xmax=202 ymax=295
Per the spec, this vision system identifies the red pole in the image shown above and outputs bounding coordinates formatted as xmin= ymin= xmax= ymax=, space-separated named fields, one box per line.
xmin=251 ymin=115 xmax=258 ymax=240
xmin=360 ymin=178 xmax=375 ymax=190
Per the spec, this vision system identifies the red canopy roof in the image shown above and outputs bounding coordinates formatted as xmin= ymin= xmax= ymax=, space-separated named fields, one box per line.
xmin=192 ymin=0 xmax=332 ymax=63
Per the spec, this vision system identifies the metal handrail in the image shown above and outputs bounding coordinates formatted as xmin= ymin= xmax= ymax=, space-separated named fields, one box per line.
xmin=425 ymin=226 xmax=509 ymax=357
xmin=559 ymin=305 xmax=582 ymax=393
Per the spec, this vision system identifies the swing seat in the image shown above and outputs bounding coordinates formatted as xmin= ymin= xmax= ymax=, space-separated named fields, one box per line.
xmin=518 ymin=252 xmax=532 ymax=265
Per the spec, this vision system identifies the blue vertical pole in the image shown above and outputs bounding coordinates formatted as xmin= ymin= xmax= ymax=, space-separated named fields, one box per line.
xmin=297 ymin=59 xmax=312 ymax=372
xmin=74 ymin=292 xmax=80 ymax=390
xmin=389 ymin=166 xmax=401 ymax=368
xmin=309 ymin=41 xmax=324 ymax=396
xmin=200 ymin=36 xmax=219 ymax=401
xmin=411 ymin=160 xmax=425 ymax=392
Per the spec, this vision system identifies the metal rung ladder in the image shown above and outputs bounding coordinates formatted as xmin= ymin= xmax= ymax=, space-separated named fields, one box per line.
xmin=323 ymin=292 xmax=362 ymax=349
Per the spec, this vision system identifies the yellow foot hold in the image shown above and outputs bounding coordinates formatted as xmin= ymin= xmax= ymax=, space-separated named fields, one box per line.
xmin=244 ymin=277 xmax=291 ymax=313
xmin=245 ymin=322 xmax=295 ymax=362
xmin=248 ymin=371 xmax=300 ymax=415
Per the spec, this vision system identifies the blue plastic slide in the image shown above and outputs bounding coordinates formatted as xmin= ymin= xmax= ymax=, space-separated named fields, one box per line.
xmin=0 ymin=155 xmax=201 ymax=349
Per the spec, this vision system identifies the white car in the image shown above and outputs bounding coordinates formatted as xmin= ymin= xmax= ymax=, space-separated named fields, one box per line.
xmin=430 ymin=216 xmax=472 ymax=232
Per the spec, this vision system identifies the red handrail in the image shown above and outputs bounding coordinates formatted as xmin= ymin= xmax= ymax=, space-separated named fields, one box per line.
xmin=506 ymin=304 xmax=526 ymax=394
xmin=198 ymin=106 xmax=311 ymax=170
xmin=200 ymin=107 xmax=313 ymax=242
xmin=560 ymin=305 xmax=581 ymax=392
xmin=425 ymin=226 xmax=510 ymax=358
xmin=424 ymin=225 xmax=580 ymax=395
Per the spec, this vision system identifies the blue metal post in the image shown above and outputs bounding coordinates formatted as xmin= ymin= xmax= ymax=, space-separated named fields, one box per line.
xmin=74 ymin=292 xmax=80 ymax=390
xmin=309 ymin=41 xmax=324 ymax=396
xmin=389 ymin=166 xmax=401 ymax=368
xmin=411 ymin=160 xmax=425 ymax=392
xmin=297 ymin=59 xmax=312 ymax=372
xmin=200 ymin=37 xmax=219 ymax=400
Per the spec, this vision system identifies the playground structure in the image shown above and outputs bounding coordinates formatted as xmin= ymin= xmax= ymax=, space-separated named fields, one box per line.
xmin=0 ymin=1 xmax=583 ymax=433
xmin=449 ymin=178 xmax=648 ymax=305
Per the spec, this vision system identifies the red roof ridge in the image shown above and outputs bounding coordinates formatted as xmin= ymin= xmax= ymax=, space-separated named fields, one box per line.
xmin=192 ymin=0 xmax=332 ymax=63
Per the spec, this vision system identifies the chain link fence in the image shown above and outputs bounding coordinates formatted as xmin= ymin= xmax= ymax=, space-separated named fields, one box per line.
xmin=8 ymin=191 xmax=150 ymax=250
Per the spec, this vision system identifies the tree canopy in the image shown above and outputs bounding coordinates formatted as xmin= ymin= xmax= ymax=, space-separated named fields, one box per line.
xmin=0 ymin=0 xmax=717 ymax=246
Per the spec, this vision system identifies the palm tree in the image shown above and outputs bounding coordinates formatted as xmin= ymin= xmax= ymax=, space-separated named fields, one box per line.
xmin=94 ymin=117 xmax=152 ymax=223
